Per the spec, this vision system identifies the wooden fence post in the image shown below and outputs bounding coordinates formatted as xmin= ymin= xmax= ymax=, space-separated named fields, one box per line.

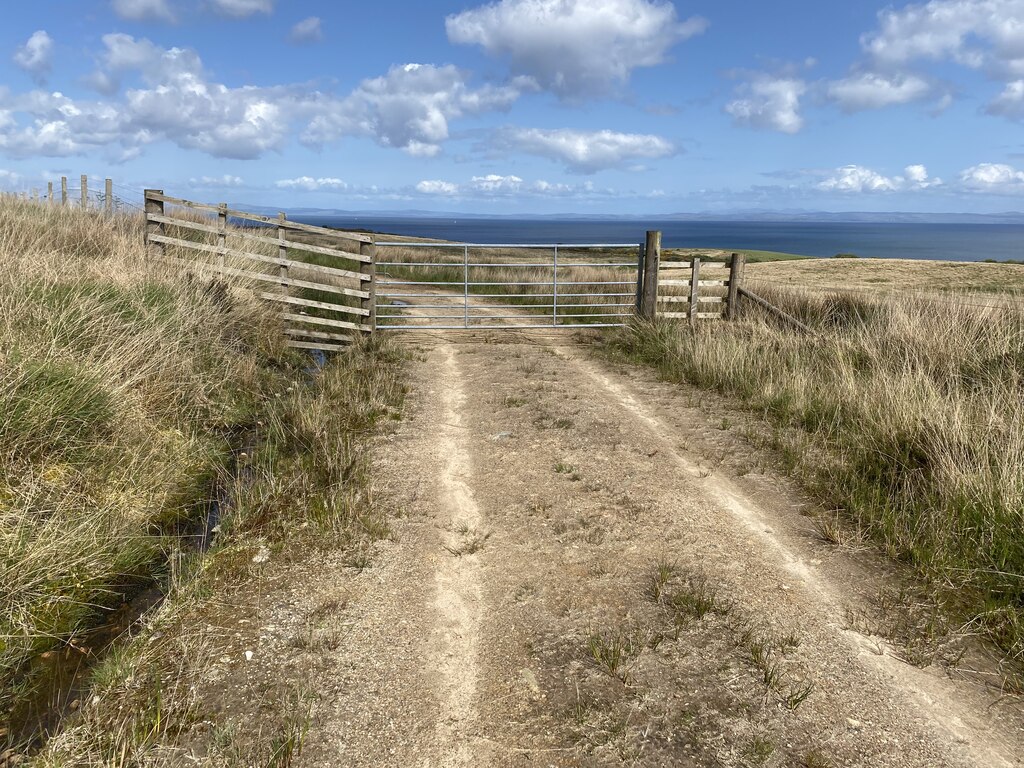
xmin=144 ymin=189 xmax=165 ymax=260
xmin=217 ymin=203 xmax=227 ymax=275
xmin=689 ymin=257 xmax=702 ymax=327
xmin=634 ymin=241 xmax=646 ymax=314
xmin=81 ymin=175 xmax=88 ymax=210
xmin=31 ymin=188 xmax=38 ymax=202
xmin=277 ymin=213 xmax=289 ymax=296
xmin=47 ymin=182 xmax=53 ymax=204
xmin=639 ymin=230 xmax=661 ymax=320
xmin=105 ymin=178 xmax=113 ymax=214
xmin=61 ymin=176 xmax=67 ymax=205
xmin=360 ymin=238 xmax=377 ymax=332
xmin=727 ymin=252 xmax=746 ymax=321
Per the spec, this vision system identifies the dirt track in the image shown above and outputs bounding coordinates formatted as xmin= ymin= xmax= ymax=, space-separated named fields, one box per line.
xmin=270 ymin=324 xmax=1023 ymax=767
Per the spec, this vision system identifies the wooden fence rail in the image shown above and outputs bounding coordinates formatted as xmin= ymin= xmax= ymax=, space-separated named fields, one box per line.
xmin=144 ymin=189 xmax=375 ymax=352
xmin=638 ymin=231 xmax=746 ymax=324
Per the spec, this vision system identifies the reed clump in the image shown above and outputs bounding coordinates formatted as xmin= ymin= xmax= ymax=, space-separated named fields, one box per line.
xmin=606 ymin=281 xmax=1024 ymax=661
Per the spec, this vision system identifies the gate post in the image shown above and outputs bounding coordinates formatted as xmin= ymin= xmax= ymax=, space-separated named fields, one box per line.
xmin=144 ymin=189 xmax=165 ymax=260
xmin=360 ymin=238 xmax=377 ymax=332
xmin=726 ymin=252 xmax=746 ymax=321
xmin=638 ymin=230 xmax=661 ymax=320
xmin=634 ymin=241 xmax=646 ymax=313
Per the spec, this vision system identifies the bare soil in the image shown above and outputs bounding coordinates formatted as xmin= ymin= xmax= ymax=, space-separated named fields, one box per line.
xmin=235 ymin=325 xmax=1023 ymax=767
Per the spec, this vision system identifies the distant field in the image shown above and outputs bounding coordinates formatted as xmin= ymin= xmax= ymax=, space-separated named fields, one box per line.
xmin=750 ymin=257 xmax=1024 ymax=301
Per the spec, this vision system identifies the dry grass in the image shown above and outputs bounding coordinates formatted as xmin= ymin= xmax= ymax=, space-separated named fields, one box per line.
xmin=0 ymin=196 xmax=405 ymax=761
xmin=605 ymin=283 xmax=1024 ymax=662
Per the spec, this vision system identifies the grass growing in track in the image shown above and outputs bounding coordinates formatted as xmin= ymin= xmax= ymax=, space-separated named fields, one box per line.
xmin=0 ymin=196 xmax=405 ymax=762
xmin=603 ymin=286 xmax=1024 ymax=664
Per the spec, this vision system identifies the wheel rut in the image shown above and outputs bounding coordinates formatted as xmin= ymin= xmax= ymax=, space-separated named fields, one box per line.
xmin=297 ymin=331 xmax=1023 ymax=767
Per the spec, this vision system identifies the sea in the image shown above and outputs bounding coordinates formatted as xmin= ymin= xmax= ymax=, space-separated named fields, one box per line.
xmin=294 ymin=217 xmax=1024 ymax=262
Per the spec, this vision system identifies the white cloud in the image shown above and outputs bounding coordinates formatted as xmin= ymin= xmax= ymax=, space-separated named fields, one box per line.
xmin=817 ymin=164 xmax=943 ymax=192
xmin=289 ymin=16 xmax=323 ymax=44
xmin=86 ymin=33 xmax=203 ymax=94
xmin=111 ymin=0 xmax=176 ymax=23
xmin=468 ymin=174 xmax=523 ymax=193
xmin=209 ymin=0 xmax=274 ymax=18
xmin=726 ymin=76 xmax=806 ymax=133
xmin=988 ymin=79 xmax=1024 ymax=117
xmin=501 ymin=127 xmax=675 ymax=173
xmin=275 ymin=176 xmax=347 ymax=191
xmin=14 ymin=31 xmax=54 ymax=84
xmin=960 ymin=162 xmax=1024 ymax=191
xmin=190 ymin=174 xmax=245 ymax=187
xmin=446 ymin=0 xmax=707 ymax=99
xmin=861 ymin=0 xmax=1024 ymax=75
xmin=416 ymin=179 xmax=459 ymax=195
xmin=826 ymin=72 xmax=934 ymax=111
xmin=0 ymin=169 xmax=20 ymax=186
xmin=303 ymin=63 xmax=522 ymax=156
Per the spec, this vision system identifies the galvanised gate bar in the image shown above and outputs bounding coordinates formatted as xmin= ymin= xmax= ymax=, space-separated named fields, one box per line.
xmin=374 ymin=241 xmax=644 ymax=330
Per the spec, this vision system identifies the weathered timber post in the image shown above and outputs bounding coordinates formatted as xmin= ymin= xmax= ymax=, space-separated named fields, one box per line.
xmin=60 ymin=176 xmax=68 ymax=205
xmin=360 ymin=238 xmax=377 ymax=332
xmin=144 ymin=189 xmax=165 ymax=260
xmin=47 ymin=182 xmax=53 ymax=203
xmin=639 ymin=230 xmax=661 ymax=320
xmin=31 ymin=188 xmax=38 ymax=202
xmin=217 ymin=203 xmax=227 ymax=275
xmin=105 ymin=178 xmax=113 ymax=214
xmin=81 ymin=175 xmax=88 ymax=210
xmin=689 ymin=257 xmax=702 ymax=327
xmin=726 ymin=252 xmax=746 ymax=321
xmin=634 ymin=241 xmax=646 ymax=313
xmin=277 ymin=213 xmax=289 ymax=296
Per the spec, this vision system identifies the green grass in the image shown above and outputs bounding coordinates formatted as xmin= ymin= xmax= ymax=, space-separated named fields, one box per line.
xmin=0 ymin=197 xmax=406 ymax=761
xmin=603 ymin=289 xmax=1024 ymax=664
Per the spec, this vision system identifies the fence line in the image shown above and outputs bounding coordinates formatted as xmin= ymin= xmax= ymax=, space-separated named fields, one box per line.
xmin=144 ymin=189 xmax=376 ymax=352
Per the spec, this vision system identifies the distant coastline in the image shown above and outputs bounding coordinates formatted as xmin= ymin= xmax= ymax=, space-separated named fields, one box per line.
xmin=274 ymin=214 xmax=1024 ymax=262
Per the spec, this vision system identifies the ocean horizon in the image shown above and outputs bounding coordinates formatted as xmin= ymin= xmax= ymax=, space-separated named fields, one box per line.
xmin=294 ymin=216 xmax=1024 ymax=263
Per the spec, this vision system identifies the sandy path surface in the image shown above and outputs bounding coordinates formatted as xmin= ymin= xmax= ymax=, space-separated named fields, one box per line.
xmin=291 ymin=294 xmax=1023 ymax=766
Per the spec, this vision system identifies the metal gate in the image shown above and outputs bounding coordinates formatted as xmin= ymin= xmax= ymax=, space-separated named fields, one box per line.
xmin=374 ymin=241 xmax=642 ymax=330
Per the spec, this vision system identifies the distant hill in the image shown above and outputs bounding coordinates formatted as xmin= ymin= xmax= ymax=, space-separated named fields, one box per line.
xmin=230 ymin=203 xmax=1024 ymax=226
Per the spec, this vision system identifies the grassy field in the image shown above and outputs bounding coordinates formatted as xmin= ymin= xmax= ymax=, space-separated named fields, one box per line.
xmin=604 ymin=275 xmax=1024 ymax=665
xmin=0 ymin=197 xmax=404 ymax=762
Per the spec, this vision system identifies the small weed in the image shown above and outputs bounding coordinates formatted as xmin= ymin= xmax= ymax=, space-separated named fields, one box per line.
xmin=744 ymin=736 xmax=775 ymax=764
xmin=587 ymin=631 xmax=635 ymax=683
xmin=645 ymin=560 xmax=677 ymax=603
xmin=552 ymin=418 xmax=575 ymax=429
xmin=783 ymin=679 xmax=815 ymax=710
xmin=801 ymin=749 xmax=834 ymax=768
xmin=503 ymin=395 xmax=527 ymax=408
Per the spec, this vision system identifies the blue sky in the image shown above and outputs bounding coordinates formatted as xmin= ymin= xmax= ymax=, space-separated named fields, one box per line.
xmin=1 ymin=0 xmax=1024 ymax=214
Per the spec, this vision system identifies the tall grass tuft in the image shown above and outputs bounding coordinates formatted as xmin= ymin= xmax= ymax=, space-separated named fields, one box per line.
xmin=605 ymin=282 xmax=1024 ymax=661
xmin=0 ymin=195 xmax=291 ymax=741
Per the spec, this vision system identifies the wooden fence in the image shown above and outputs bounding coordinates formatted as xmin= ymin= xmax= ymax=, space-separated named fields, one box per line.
xmin=144 ymin=190 xmax=376 ymax=353
xmin=8 ymin=174 xmax=138 ymax=214
xmin=637 ymin=230 xmax=746 ymax=323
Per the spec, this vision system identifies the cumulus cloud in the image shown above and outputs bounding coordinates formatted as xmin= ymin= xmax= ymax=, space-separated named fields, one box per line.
xmin=500 ymin=127 xmax=674 ymax=173
xmin=857 ymin=0 xmax=1024 ymax=116
xmin=190 ymin=174 xmax=245 ymax=187
xmin=111 ymin=0 xmax=177 ymax=23
xmin=2 ymin=39 xmax=524 ymax=162
xmin=14 ymin=31 xmax=54 ymax=84
xmin=209 ymin=0 xmax=274 ymax=17
xmin=414 ymin=175 xmax=615 ymax=198
xmin=960 ymin=162 xmax=1024 ymax=191
xmin=988 ymin=79 xmax=1024 ymax=117
xmin=726 ymin=76 xmax=806 ymax=133
xmin=446 ymin=0 xmax=707 ymax=99
xmin=826 ymin=72 xmax=934 ymax=111
xmin=861 ymin=0 xmax=1024 ymax=75
xmin=303 ymin=63 xmax=522 ymax=156
xmin=0 ymin=169 xmax=20 ymax=186
xmin=416 ymin=179 xmax=460 ymax=195
xmin=818 ymin=164 xmax=943 ymax=192
xmin=275 ymin=176 xmax=347 ymax=191
xmin=289 ymin=16 xmax=323 ymax=44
